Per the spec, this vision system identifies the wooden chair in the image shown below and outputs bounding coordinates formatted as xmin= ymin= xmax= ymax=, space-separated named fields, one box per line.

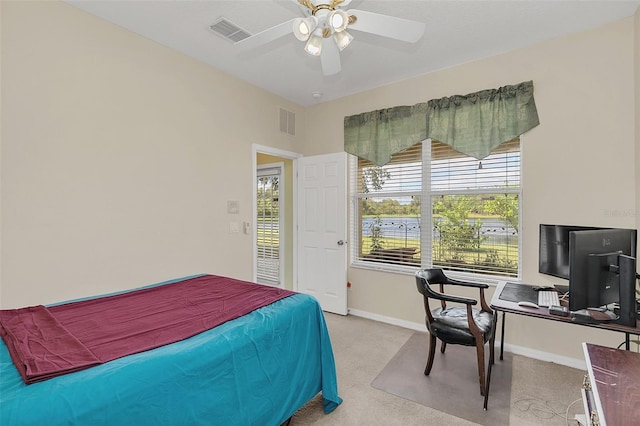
xmin=415 ymin=268 xmax=496 ymax=407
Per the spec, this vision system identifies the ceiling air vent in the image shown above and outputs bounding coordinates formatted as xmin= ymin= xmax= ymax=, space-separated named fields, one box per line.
xmin=279 ymin=108 xmax=295 ymax=136
xmin=209 ymin=18 xmax=251 ymax=43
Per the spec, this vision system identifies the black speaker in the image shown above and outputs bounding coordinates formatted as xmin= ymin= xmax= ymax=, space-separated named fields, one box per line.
xmin=616 ymin=254 xmax=637 ymax=327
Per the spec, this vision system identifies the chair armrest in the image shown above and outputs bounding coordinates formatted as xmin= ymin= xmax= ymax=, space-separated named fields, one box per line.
xmin=439 ymin=293 xmax=478 ymax=306
xmin=444 ymin=276 xmax=489 ymax=289
xmin=417 ymin=280 xmax=478 ymax=305
xmin=446 ymin=279 xmax=493 ymax=310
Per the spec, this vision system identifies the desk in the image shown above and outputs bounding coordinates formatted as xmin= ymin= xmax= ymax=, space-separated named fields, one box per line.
xmin=581 ymin=343 xmax=640 ymax=425
xmin=483 ymin=282 xmax=639 ymax=411
xmin=491 ymin=281 xmax=639 ymax=360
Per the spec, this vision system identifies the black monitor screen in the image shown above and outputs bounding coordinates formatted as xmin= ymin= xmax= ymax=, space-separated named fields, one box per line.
xmin=539 ymin=224 xmax=601 ymax=279
xmin=568 ymin=228 xmax=637 ymax=311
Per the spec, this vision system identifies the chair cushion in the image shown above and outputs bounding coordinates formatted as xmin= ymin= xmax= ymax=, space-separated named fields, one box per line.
xmin=428 ymin=307 xmax=494 ymax=346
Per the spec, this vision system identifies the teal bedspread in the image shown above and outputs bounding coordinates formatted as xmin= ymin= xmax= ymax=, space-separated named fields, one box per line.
xmin=0 ymin=278 xmax=342 ymax=425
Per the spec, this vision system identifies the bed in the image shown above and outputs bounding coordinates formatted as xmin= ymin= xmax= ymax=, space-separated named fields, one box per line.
xmin=0 ymin=274 xmax=342 ymax=425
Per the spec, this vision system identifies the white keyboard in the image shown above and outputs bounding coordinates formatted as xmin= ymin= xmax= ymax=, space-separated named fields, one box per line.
xmin=537 ymin=290 xmax=560 ymax=307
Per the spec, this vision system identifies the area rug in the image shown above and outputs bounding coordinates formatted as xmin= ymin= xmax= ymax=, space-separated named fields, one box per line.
xmin=371 ymin=332 xmax=513 ymax=426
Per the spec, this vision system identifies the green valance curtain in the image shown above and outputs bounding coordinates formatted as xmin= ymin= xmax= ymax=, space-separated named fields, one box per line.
xmin=344 ymin=103 xmax=427 ymax=167
xmin=343 ymin=81 xmax=540 ymax=165
xmin=426 ymin=80 xmax=539 ymax=159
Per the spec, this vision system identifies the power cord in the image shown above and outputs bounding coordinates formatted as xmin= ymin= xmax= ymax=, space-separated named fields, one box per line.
xmin=513 ymin=395 xmax=582 ymax=423
xmin=565 ymin=398 xmax=583 ymax=426
xmin=617 ymin=335 xmax=640 ymax=351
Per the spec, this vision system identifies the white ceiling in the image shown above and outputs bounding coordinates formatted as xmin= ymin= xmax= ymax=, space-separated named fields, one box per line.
xmin=66 ymin=0 xmax=640 ymax=106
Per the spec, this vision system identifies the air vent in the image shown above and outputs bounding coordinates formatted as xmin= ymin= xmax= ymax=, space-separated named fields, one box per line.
xmin=279 ymin=108 xmax=295 ymax=136
xmin=209 ymin=18 xmax=251 ymax=43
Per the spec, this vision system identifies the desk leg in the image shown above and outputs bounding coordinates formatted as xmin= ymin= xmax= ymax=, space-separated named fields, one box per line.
xmin=500 ymin=312 xmax=505 ymax=361
xmin=626 ymin=333 xmax=630 ymax=351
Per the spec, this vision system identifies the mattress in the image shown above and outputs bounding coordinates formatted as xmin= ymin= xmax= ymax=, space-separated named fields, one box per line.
xmin=0 ymin=275 xmax=342 ymax=425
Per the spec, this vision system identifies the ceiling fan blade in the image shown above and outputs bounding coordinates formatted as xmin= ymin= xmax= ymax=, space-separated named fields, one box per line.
xmin=347 ymin=9 xmax=425 ymax=43
xmin=321 ymin=38 xmax=341 ymax=76
xmin=235 ymin=19 xmax=296 ymax=50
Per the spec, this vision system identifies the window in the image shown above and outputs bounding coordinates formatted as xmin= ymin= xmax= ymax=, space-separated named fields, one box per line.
xmin=350 ymin=138 xmax=520 ymax=279
xmin=256 ymin=165 xmax=283 ymax=287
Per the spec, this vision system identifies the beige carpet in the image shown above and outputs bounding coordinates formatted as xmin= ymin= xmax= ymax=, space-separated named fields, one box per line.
xmin=371 ymin=332 xmax=511 ymax=425
xmin=291 ymin=313 xmax=586 ymax=425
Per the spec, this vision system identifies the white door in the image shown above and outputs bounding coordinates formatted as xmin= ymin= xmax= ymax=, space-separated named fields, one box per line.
xmin=297 ymin=152 xmax=348 ymax=315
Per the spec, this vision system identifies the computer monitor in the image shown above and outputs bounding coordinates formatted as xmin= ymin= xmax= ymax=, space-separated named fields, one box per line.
xmin=539 ymin=224 xmax=602 ymax=279
xmin=568 ymin=228 xmax=637 ymax=312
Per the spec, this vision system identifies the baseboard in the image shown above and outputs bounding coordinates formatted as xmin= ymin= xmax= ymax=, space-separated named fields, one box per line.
xmin=348 ymin=308 xmax=426 ymax=332
xmin=347 ymin=308 xmax=586 ymax=370
xmin=502 ymin=342 xmax=586 ymax=370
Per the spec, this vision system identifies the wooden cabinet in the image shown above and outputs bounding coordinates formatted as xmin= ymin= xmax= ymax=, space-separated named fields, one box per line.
xmin=581 ymin=343 xmax=640 ymax=426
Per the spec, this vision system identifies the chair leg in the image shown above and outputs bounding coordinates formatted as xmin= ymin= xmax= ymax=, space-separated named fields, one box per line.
xmin=475 ymin=341 xmax=486 ymax=396
xmin=440 ymin=341 xmax=446 ymax=354
xmin=424 ymin=333 xmax=436 ymax=376
xmin=484 ymin=315 xmax=498 ymax=410
xmin=483 ymin=348 xmax=493 ymax=410
xmin=489 ymin=316 xmax=497 ymax=366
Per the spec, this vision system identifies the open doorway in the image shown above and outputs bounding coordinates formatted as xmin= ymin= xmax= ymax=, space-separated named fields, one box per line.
xmin=252 ymin=145 xmax=301 ymax=291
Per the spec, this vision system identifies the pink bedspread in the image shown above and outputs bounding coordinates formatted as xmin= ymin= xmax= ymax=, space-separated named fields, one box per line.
xmin=0 ymin=275 xmax=295 ymax=384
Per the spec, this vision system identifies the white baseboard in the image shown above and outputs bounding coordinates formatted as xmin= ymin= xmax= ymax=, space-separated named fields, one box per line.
xmin=347 ymin=308 xmax=586 ymax=370
xmin=502 ymin=342 xmax=586 ymax=370
xmin=348 ymin=308 xmax=426 ymax=332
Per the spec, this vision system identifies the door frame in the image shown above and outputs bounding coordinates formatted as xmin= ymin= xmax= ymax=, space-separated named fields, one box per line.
xmin=252 ymin=144 xmax=302 ymax=290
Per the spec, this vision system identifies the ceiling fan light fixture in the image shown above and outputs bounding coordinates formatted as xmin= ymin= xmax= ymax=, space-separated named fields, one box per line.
xmin=304 ymin=30 xmax=323 ymax=56
xmin=293 ymin=16 xmax=317 ymax=41
xmin=328 ymin=9 xmax=349 ymax=32
xmin=333 ymin=30 xmax=353 ymax=51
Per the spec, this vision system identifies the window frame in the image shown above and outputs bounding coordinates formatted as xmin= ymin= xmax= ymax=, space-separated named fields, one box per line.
xmin=349 ymin=138 xmax=523 ymax=284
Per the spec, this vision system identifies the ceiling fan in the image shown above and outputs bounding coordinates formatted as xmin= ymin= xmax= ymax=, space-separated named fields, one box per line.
xmin=236 ymin=0 xmax=426 ymax=76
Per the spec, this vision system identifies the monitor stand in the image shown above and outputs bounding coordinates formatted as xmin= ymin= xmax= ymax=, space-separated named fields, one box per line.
xmin=616 ymin=255 xmax=637 ymax=327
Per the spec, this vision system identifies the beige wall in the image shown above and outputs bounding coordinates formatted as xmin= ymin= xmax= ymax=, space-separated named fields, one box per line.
xmin=1 ymin=1 xmax=638 ymax=362
xmin=0 ymin=1 xmax=305 ymax=306
xmin=636 ymin=8 xmax=640 ymax=250
xmin=303 ymin=16 xmax=638 ymax=360
xmin=0 ymin=2 xmax=3 ymax=307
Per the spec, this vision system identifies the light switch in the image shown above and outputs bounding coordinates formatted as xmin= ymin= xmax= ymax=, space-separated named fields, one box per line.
xmin=229 ymin=222 xmax=240 ymax=233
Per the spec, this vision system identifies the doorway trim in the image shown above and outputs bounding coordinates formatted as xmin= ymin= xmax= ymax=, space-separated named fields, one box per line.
xmin=252 ymin=144 xmax=302 ymax=290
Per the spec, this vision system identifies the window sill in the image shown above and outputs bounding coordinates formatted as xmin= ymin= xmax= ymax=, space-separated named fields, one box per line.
xmin=350 ymin=260 xmax=419 ymax=276
xmin=349 ymin=260 xmax=512 ymax=287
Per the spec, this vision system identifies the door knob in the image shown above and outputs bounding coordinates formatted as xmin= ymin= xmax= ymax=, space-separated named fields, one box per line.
xmin=337 ymin=240 xmax=345 ymax=246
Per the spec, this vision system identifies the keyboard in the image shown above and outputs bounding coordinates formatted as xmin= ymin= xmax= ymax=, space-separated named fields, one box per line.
xmin=537 ymin=290 xmax=560 ymax=307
